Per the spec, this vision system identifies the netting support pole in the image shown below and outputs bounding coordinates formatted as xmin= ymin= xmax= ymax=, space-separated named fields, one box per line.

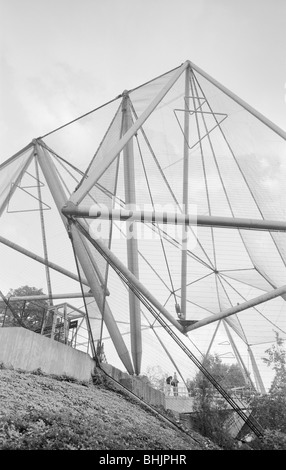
xmin=122 ymin=92 xmax=142 ymax=375
xmin=4 ymin=292 xmax=94 ymax=302
xmin=35 ymin=141 xmax=134 ymax=374
xmin=0 ymin=235 xmax=90 ymax=287
xmin=180 ymin=64 xmax=190 ymax=320
xmin=0 ymin=147 xmax=34 ymax=217
xmin=69 ymin=61 xmax=190 ymax=205
xmin=50 ymin=306 xmax=57 ymax=340
xmin=248 ymin=345 xmax=267 ymax=394
xmin=189 ymin=62 xmax=286 ymax=140
xmin=223 ymin=321 xmax=256 ymax=390
xmin=69 ymin=222 xmax=134 ymax=373
xmin=62 ymin=204 xmax=286 ymax=231
xmin=74 ymin=219 xmax=185 ymax=334
xmin=204 ymin=320 xmax=221 ymax=358
xmin=34 ymin=157 xmax=54 ymax=324
xmin=151 ymin=326 xmax=187 ymax=388
xmin=186 ymin=283 xmax=286 ymax=332
xmin=64 ymin=303 xmax=69 ymax=345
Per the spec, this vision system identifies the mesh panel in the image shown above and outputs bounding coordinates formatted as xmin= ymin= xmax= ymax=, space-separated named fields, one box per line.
xmin=76 ymin=63 xmax=286 ymax=389
xmin=0 ymin=147 xmax=34 ymax=214
xmin=2 ymin=63 xmax=286 ymax=394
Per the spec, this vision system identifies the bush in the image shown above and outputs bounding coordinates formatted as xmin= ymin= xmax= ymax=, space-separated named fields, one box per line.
xmin=259 ymin=429 xmax=286 ymax=450
xmin=0 ymin=411 xmax=97 ymax=450
xmin=191 ymin=410 xmax=237 ymax=450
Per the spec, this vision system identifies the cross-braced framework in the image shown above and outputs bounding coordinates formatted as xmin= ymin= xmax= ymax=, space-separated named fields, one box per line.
xmin=1 ymin=61 xmax=286 ymax=411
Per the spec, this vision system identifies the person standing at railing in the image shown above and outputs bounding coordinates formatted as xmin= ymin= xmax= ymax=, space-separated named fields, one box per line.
xmin=165 ymin=375 xmax=173 ymax=395
xmin=171 ymin=372 xmax=179 ymax=396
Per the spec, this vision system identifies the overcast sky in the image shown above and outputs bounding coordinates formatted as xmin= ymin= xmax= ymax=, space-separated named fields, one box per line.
xmin=0 ymin=0 xmax=285 ymax=162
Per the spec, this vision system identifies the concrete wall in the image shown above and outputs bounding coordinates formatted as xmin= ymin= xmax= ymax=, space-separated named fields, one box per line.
xmin=101 ymin=363 xmax=166 ymax=409
xmin=0 ymin=327 xmax=96 ymax=382
xmin=0 ymin=328 xmax=166 ymax=409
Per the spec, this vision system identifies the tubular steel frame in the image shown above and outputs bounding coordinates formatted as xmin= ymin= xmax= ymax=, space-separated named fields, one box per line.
xmin=1 ymin=60 xmax=286 ymax=400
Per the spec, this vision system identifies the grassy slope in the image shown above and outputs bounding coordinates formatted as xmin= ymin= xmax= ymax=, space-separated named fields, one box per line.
xmin=0 ymin=367 xmax=220 ymax=451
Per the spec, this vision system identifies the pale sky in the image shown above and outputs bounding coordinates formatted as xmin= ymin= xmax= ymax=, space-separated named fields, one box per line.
xmin=0 ymin=0 xmax=286 ymax=161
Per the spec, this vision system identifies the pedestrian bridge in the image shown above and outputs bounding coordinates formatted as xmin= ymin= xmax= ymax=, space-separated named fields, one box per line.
xmin=164 ymin=383 xmax=253 ymax=409
xmin=164 ymin=385 xmax=253 ymax=438
xmin=164 ymin=385 xmax=194 ymax=413
xmin=165 ymin=395 xmax=195 ymax=413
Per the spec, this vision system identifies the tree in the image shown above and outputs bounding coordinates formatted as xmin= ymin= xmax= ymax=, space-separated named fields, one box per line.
xmin=0 ymin=285 xmax=48 ymax=331
xmin=186 ymin=354 xmax=249 ymax=449
xmin=250 ymin=333 xmax=286 ymax=449
xmin=188 ymin=354 xmax=247 ymax=402
xmin=262 ymin=331 xmax=286 ymax=393
xmin=144 ymin=365 xmax=168 ymax=392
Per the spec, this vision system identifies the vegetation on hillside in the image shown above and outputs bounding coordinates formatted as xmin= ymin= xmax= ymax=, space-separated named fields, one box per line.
xmin=0 ymin=365 xmax=220 ymax=451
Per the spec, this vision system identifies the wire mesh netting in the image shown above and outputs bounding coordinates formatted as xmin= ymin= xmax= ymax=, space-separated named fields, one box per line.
xmin=0 ymin=62 xmax=285 ymax=402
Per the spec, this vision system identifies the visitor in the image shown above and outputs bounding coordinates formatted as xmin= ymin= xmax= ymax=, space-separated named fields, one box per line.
xmin=171 ymin=372 xmax=179 ymax=396
xmin=165 ymin=375 xmax=172 ymax=395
